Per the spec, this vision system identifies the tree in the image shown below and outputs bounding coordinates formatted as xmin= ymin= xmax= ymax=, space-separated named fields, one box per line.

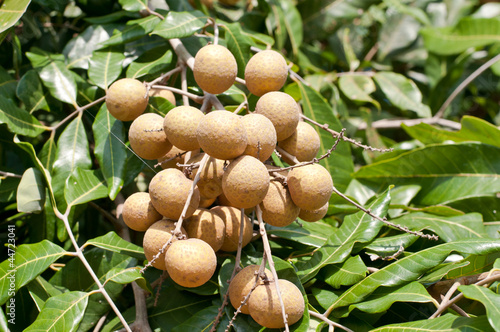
xmin=1 ymin=0 xmax=500 ymax=331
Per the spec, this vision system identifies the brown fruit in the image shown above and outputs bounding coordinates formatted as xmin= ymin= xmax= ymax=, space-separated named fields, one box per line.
xmin=248 ymin=279 xmax=305 ymax=328
xmin=196 ymin=110 xmax=247 ymax=160
xmin=193 ymin=45 xmax=237 ymax=94
xmin=299 ymin=202 xmax=329 ymax=222
xmin=122 ymin=192 xmax=162 ymax=232
xmin=129 ymin=113 xmax=172 ymax=160
xmin=187 ymin=153 xmax=225 ymax=199
xmin=259 ymin=180 xmax=300 ymax=227
xmin=149 ymin=88 xmax=176 ymax=105
xmin=106 ymin=78 xmax=149 ymax=122
xmin=228 ymin=265 xmax=272 ymax=314
xmin=157 ymin=146 xmax=200 ymax=170
xmin=211 ymin=205 xmax=253 ymax=252
xmin=245 ymin=50 xmax=288 ymax=97
xmin=222 ymin=155 xmax=270 ymax=209
xmin=199 ymin=195 xmax=217 ymax=208
xmin=165 ymin=238 xmax=217 ymax=288
xmin=149 ymin=168 xmax=200 ymax=219
xmin=278 ymin=121 xmax=320 ymax=163
xmin=184 ymin=208 xmax=225 ymax=251
xmin=255 ymin=92 xmax=300 ymax=141
xmin=241 ymin=113 xmax=277 ymax=162
xmin=287 ymin=164 xmax=333 ymax=210
xmin=143 ymin=219 xmax=187 ymax=271
xmin=163 ymin=106 xmax=204 ymax=151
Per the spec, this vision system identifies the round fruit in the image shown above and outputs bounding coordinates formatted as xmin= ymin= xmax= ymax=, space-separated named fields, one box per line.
xmin=106 ymin=78 xmax=148 ymax=122
xmin=248 ymin=279 xmax=305 ymax=329
xmin=241 ymin=113 xmax=277 ymax=162
xmin=255 ymin=92 xmax=300 ymax=141
xmin=149 ymin=88 xmax=176 ymax=105
xmin=122 ymin=192 xmax=162 ymax=232
xmin=149 ymin=168 xmax=200 ymax=220
xmin=187 ymin=153 xmax=225 ymax=199
xmin=299 ymin=202 xmax=329 ymax=222
xmin=196 ymin=110 xmax=247 ymax=160
xmin=193 ymin=45 xmax=237 ymax=94
xmin=143 ymin=219 xmax=187 ymax=271
xmin=199 ymin=195 xmax=216 ymax=208
xmin=260 ymin=180 xmax=300 ymax=227
xmin=222 ymin=155 xmax=270 ymax=209
xmin=129 ymin=113 xmax=172 ymax=160
xmin=157 ymin=146 xmax=200 ymax=170
xmin=165 ymin=238 xmax=217 ymax=288
xmin=228 ymin=265 xmax=272 ymax=314
xmin=287 ymin=164 xmax=333 ymax=211
xmin=278 ymin=121 xmax=320 ymax=163
xmin=245 ymin=50 xmax=288 ymax=97
xmin=211 ymin=205 xmax=253 ymax=252
xmin=184 ymin=208 xmax=225 ymax=251
xmin=163 ymin=106 xmax=204 ymax=151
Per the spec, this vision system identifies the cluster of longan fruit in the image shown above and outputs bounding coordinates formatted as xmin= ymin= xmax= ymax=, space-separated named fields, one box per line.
xmin=106 ymin=44 xmax=333 ymax=328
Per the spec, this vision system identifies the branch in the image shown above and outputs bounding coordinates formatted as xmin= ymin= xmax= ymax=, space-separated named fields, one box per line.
xmin=357 ymin=117 xmax=461 ymax=131
xmin=309 ymin=311 xmax=354 ymax=332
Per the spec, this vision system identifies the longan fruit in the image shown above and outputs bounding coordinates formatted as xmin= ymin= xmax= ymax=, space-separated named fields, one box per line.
xmin=165 ymin=238 xmax=217 ymax=288
xmin=193 ymin=45 xmax=238 ymax=94
xmin=199 ymin=195 xmax=217 ymax=208
xmin=157 ymin=146 xmax=200 ymax=170
xmin=211 ymin=205 xmax=253 ymax=252
xmin=287 ymin=164 xmax=333 ymax=211
xmin=248 ymin=279 xmax=305 ymax=328
xmin=245 ymin=50 xmax=288 ymax=97
xmin=278 ymin=121 xmax=320 ymax=163
xmin=222 ymin=155 xmax=270 ymax=209
xmin=299 ymin=202 xmax=328 ymax=222
xmin=228 ymin=265 xmax=272 ymax=314
xmin=163 ymin=106 xmax=204 ymax=151
xmin=196 ymin=110 xmax=247 ymax=160
xmin=149 ymin=168 xmax=200 ymax=219
xmin=184 ymin=208 xmax=225 ymax=251
xmin=187 ymin=153 xmax=225 ymax=199
xmin=106 ymin=78 xmax=148 ymax=121
xmin=129 ymin=113 xmax=172 ymax=160
xmin=241 ymin=113 xmax=277 ymax=162
xmin=260 ymin=180 xmax=300 ymax=227
xmin=143 ymin=219 xmax=187 ymax=271
xmin=255 ymin=92 xmax=300 ymax=141
xmin=122 ymin=192 xmax=162 ymax=232
xmin=149 ymin=88 xmax=176 ymax=105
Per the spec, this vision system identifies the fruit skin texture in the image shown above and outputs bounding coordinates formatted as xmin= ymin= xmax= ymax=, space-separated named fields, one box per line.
xmin=157 ymin=146 xmax=200 ymax=170
xmin=287 ymin=164 xmax=333 ymax=211
xmin=193 ymin=45 xmax=237 ymax=94
xmin=165 ymin=238 xmax=217 ymax=288
xmin=163 ymin=106 xmax=204 ymax=151
xmin=222 ymin=155 xmax=270 ymax=209
xmin=129 ymin=113 xmax=172 ymax=160
xmin=196 ymin=110 xmax=247 ymax=160
xmin=248 ymin=279 xmax=305 ymax=328
xmin=122 ymin=192 xmax=162 ymax=232
xmin=278 ymin=121 xmax=320 ymax=163
xmin=211 ymin=205 xmax=253 ymax=252
xmin=184 ymin=208 xmax=225 ymax=251
xmin=143 ymin=219 xmax=187 ymax=271
xmin=299 ymin=202 xmax=329 ymax=222
xmin=187 ymin=153 xmax=225 ymax=199
xmin=106 ymin=78 xmax=148 ymax=121
xmin=255 ymin=92 xmax=300 ymax=141
xmin=228 ymin=265 xmax=272 ymax=314
xmin=149 ymin=88 xmax=176 ymax=105
xmin=245 ymin=50 xmax=288 ymax=97
xmin=260 ymin=180 xmax=300 ymax=227
xmin=149 ymin=168 xmax=200 ymax=220
xmin=241 ymin=113 xmax=277 ymax=162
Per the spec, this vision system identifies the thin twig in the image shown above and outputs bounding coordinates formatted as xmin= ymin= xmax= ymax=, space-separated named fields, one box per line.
xmin=150 ymin=84 xmax=204 ymax=104
xmin=357 ymin=117 xmax=461 ymax=131
xmin=146 ymin=66 xmax=182 ymax=90
xmin=309 ymin=311 xmax=354 ymax=332
xmin=0 ymin=170 xmax=22 ymax=178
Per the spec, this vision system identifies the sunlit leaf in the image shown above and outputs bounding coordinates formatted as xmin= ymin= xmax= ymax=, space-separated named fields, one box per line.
xmin=63 ymin=25 xmax=112 ymax=69
xmin=65 ymin=168 xmax=108 ymax=207
xmin=88 ymin=47 xmax=125 ymax=90
xmin=371 ymin=314 xmax=494 ymax=331
xmin=0 ymin=0 xmax=31 ymax=33
xmin=0 ymin=96 xmax=46 ymax=137
xmin=17 ymin=167 xmax=45 ymax=213
xmin=103 ymin=267 xmax=151 ymax=292
xmin=118 ymin=0 xmax=147 ymax=12
xmin=221 ymin=22 xmax=254 ymax=78
xmin=320 ymin=255 xmax=367 ymax=289
xmin=39 ymin=61 xmax=77 ymax=105
xmin=16 ymin=70 xmax=50 ymax=113
xmin=338 ymin=75 xmax=379 ymax=109
xmin=266 ymin=221 xmax=336 ymax=248
xmin=126 ymin=48 xmax=173 ymax=79
xmin=26 ymin=276 xmax=65 ymax=311
xmin=152 ymin=11 xmax=208 ymax=39
xmin=101 ymin=15 xmax=161 ymax=48
xmin=83 ymin=231 xmax=145 ymax=260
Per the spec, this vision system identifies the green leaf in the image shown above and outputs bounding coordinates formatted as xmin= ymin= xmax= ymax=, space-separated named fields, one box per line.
xmin=373 ymin=72 xmax=431 ymax=117
xmin=421 ymin=17 xmax=500 ymax=55
xmin=17 ymin=167 xmax=46 ymax=213
xmin=371 ymin=314 xmax=494 ymax=331
xmin=382 ymin=0 xmax=430 ymax=25
xmin=83 ymin=231 xmax=145 ymax=260
xmin=362 ymin=233 xmax=418 ymax=258
xmin=0 ymin=177 xmax=20 ymax=202
xmin=16 ymin=70 xmax=50 ymax=113
xmin=267 ymin=221 xmax=336 ymax=248
xmin=0 ymin=240 xmax=66 ymax=305
xmin=152 ymin=11 xmax=208 ymax=39
xmin=172 ymin=305 xmax=230 ymax=332
xmin=221 ymin=22 xmax=254 ymax=78
xmin=118 ymin=0 xmax=147 ymax=12
xmin=38 ymin=134 xmax=57 ymax=173
xmin=460 ymin=284 xmax=500 ymax=331
xmin=88 ymin=47 xmax=125 ymax=90
xmin=26 ymin=276 xmax=65 ymax=311
xmin=270 ymin=0 xmax=303 ymax=57
xmin=24 ymin=291 xmax=89 ymax=332
xmin=0 ymin=95 xmax=47 ymax=137
xmin=0 ymin=66 xmax=17 ymax=100
xmin=39 ymin=61 xmax=77 ymax=106
xmin=63 ymin=25 xmax=112 ymax=69
xmin=338 ymin=75 xmax=379 ymax=109
xmin=321 ymin=255 xmax=367 ymax=289
xmin=446 ymin=252 xmax=500 ymax=279
xmin=101 ymin=15 xmax=161 ymax=48
xmin=104 ymin=267 xmax=151 ymax=292
xmin=126 ymin=48 xmax=173 ymax=79
xmin=65 ymin=168 xmax=108 ymax=207
xmin=0 ymin=0 xmax=31 ymax=33
xmin=378 ymin=13 xmax=421 ymax=61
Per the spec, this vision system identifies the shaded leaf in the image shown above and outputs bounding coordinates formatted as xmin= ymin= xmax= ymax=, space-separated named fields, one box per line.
xmin=101 ymin=15 xmax=161 ymax=48
xmin=338 ymin=75 xmax=379 ymax=109
xmin=17 ymin=167 xmax=45 ymax=213
xmin=172 ymin=305 xmax=229 ymax=332
xmin=268 ymin=0 xmax=303 ymax=57
xmin=38 ymin=134 xmax=57 ymax=173
xmin=16 ymin=70 xmax=50 ymax=113
xmin=360 ymin=232 xmax=418 ymax=258
xmin=321 ymin=255 xmax=367 ymax=289
xmin=0 ymin=177 xmax=20 ymax=202
xmin=126 ymin=48 xmax=173 ymax=79
xmin=446 ymin=252 xmax=500 ymax=279
xmin=0 ymin=0 xmax=31 ymax=33
xmin=83 ymin=231 xmax=145 ymax=260
xmin=152 ymin=11 xmax=208 ymax=39
xmin=371 ymin=313 xmax=494 ymax=331
xmin=378 ymin=13 xmax=421 ymax=60
xmin=221 ymin=22 xmax=254 ymax=78
xmin=65 ymin=168 xmax=108 ymax=207
xmin=88 ymin=47 xmax=125 ymax=90
xmin=104 ymin=267 xmax=151 ymax=292
xmin=0 ymin=66 xmax=17 ymax=100
xmin=266 ymin=221 xmax=336 ymax=248
xmin=39 ymin=61 xmax=77 ymax=105
xmin=26 ymin=276 xmax=65 ymax=311
xmin=0 ymin=95 xmax=47 ymax=137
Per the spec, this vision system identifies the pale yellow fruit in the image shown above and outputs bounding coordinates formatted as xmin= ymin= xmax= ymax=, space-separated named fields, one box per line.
xmin=245 ymin=50 xmax=288 ymax=97
xmin=184 ymin=208 xmax=225 ymax=251
xmin=299 ymin=202 xmax=328 ymax=222
xmin=199 ymin=195 xmax=217 ymax=208
xmin=211 ymin=205 xmax=253 ymax=252
xmin=163 ymin=106 xmax=204 ymax=151
xmin=129 ymin=113 xmax=172 ymax=160
xmin=287 ymin=164 xmax=333 ymax=210
xmin=193 ymin=45 xmax=237 ymax=94
xmin=187 ymin=153 xmax=225 ymax=199
xmin=278 ymin=121 xmax=320 ymax=163
xmin=122 ymin=192 xmax=162 ymax=232
xmin=149 ymin=168 xmax=200 ymax=219
xmin=149 ymin=88 xmax=176 ymax=105
xmin=228 ymin=265 xmax=272 ymax=314
xmin=260 ymin=180 xmax=300 ymax=227
xmin=196 ymin=110 xmax=247 ymax=160
xmin=143 ymin=219 xmax=187 ymax=271
xmin=165 ymin=238 xmax=217 ymax=288
xmin=241 ymin=113 xmax=277 ymax=162
xmin=255 ymin=92 xmax=299 ymax=141
xmin=248 ymin=279 xmax=305 ymax=328
xmin=157 ymin=146 xmax=200 ymax=170
xmin=217 ymin=192 xmax=254 ymax=215
xmin=222 ymin=155 xmax=270 ymax=209
xmin=106 ymin=78 xmax=148 ymax=121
